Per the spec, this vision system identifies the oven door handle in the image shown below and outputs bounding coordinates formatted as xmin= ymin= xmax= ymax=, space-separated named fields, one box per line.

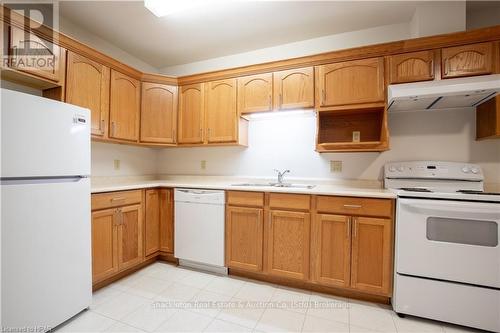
xmin=401 ymin=200 xmax=500 ymax=217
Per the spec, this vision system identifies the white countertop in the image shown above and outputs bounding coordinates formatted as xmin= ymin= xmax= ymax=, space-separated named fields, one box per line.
xmin=91 ymin=175 xmax=397 ymax=199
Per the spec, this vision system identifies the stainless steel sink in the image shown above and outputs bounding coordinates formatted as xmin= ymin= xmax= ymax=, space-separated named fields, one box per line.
xmin=231 ymin=183 xmax=316 ymax=189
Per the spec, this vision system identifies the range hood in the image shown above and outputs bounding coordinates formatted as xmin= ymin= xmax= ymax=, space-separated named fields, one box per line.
xmin=387 ymin=74 xmax=500 ymax=112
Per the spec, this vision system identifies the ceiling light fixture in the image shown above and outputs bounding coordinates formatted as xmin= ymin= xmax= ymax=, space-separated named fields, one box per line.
xmin=145 ymin=0 xmax=214 ymax=17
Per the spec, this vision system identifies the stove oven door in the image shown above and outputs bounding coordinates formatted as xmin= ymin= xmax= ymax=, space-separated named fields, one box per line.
xmin=396 ymin=198 xmax=500 ymax=288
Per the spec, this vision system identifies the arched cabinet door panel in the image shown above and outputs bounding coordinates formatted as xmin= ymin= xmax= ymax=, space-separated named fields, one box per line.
xmin=109 ymin=70 xmax=141 ymax=142
xmin=238 ymin=73 xmax=273 ymax=114
xmin=66 ymin=51 xmax=110 ymax=138
xmin=316 ymin=57 xmax=385 ymax=108
xmin=273 ymin=67 xmax=314 ymax=110
xmin=140 ymin=83 xmax=178 ymax=144
xmin=388 ymin=50 xmax=436 ymax=84
xmin=206 ymin=79 xmax=238 ymax=143
xmin=178 ymin=83 xmax=205 ymax=144
xmin=442 ymin=42 xmax=494 ymax=79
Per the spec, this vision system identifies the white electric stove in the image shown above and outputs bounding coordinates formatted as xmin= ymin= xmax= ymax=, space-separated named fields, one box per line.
xmin=385 ymin=161 xmax=500 ymax=332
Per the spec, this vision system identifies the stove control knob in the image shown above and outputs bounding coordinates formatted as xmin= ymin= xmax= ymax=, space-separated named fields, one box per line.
xmin=462 ymin=167 xmax=470 ymax=173
xmin=397 ymin=166 xmax=404 ymax=172
xmin=471 ymin=168 xmax=479 ymax=174
xmin=389 ymin=166 xmax=396 ymax=172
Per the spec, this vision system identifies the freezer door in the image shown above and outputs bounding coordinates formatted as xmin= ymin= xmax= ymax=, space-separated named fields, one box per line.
xmin=1 ymin=177 xmax=92 ymax=330
xmin=1 ymin=89 xmax=90 ymax=178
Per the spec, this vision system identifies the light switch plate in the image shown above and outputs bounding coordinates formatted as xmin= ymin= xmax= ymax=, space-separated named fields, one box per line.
xmin=113 ymin=159 xmax=120 ymax=170
xmin=201 ymin=160 xmax=207 ymax=170
xmin=352 ymin=131 xmax=361 ymax=143
xmin=330 ymin=160 xmax=342 ymax=173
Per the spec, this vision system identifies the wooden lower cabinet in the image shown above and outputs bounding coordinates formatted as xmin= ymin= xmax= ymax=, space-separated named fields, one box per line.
xmin=226 ymin=206 xmax=264 ymax=272
xmin=267 ymin=210 xmax=310 ymax=280
xmin=91 ymin=208 xmax=119 ymax=283
xmin=350 ymin=216 xmax=392 ymax=295
xmin=145 ymin=189 xmax=160 ymax=256
xmin=117 ymin=204 xmax=143 ymax=271
xmin=311 ymin=214 xmax=351 ymax=288
xmin=159 ymin=189 xmax=174 ymax=253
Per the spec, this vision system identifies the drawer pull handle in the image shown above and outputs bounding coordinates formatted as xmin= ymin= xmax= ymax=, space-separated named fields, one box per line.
xmin=111 ymin=197 xmax=126 ymax=202
xmin=343 ymin=204 xmax=362 ymax=209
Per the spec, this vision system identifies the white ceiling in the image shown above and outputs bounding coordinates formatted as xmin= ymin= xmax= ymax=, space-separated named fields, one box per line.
xmin=59 ymin=1 xmax=423 ymax=69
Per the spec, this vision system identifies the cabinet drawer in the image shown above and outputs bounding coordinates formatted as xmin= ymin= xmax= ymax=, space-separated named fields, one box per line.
xmin=92 ymin=190 xmax=142 ymax=210
xmin=269 ymin=193 xmax=310 ymax=211
xmin=227 ymin=191 xmax=264 ymax=207
xmin=316 ymin=196 xmax=392 ymax=218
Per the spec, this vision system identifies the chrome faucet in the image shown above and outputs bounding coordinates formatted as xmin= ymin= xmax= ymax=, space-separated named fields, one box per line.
xmin=274 ymin=169 xmax=290 ymax=185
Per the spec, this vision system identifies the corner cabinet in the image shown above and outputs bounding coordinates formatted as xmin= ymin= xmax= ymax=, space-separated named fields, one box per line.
xmin=159 ymin=189 xmax=174 ymax=254
xmin=109 ymin=70 xmax=141 ymax=142
xmin=140 ymin=83 xmax=177 ymax=144
xmin=66 ymin=51 xmax=110 ymax=138
xmin=315 ymin=57 xmax=385 ymax=110
xmin=238 ymin=73 xmax=273 ymax=114
xmin=178 ymin=83 xmax=205 ymax=144
xmin=205 ymin=79 xmax=238 ymax=143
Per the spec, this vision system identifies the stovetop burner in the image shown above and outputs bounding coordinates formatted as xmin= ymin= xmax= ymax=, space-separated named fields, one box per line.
xmin=399 ymin=187 xmax=433 ymax=192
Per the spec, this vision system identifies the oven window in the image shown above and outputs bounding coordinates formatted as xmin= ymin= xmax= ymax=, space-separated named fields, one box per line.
xmin=426 ymin=217 xmax=498 ymax=247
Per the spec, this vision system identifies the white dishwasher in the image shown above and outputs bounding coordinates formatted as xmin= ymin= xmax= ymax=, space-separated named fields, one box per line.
xmin=174 ymin=188 xmax=227 ymax=274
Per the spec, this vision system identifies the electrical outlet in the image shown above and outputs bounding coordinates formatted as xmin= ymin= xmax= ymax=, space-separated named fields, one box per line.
xmin=201 ymin=160 xmax=207 ymax=170
xmin=113 ymin=159 xmax=120 ymax=170
xmin=352 ymin=131 xmax=361 ymax=143
xmin=330 ymin=160 xmax=342 ymax=173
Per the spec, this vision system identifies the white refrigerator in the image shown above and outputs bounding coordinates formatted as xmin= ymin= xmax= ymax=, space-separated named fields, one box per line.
xmin=0 ymin=89 xmax=92 ymax=331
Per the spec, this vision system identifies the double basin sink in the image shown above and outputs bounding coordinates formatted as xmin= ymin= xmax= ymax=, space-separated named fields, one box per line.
xmin=231 ymin=182 xmax=316 ymax=189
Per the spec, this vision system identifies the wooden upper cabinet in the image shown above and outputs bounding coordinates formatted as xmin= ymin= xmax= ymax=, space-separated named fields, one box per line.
xmin=140 ymin=83 xmax=178 ymax=144
xmin=476 ymin=96 xmax=500 ymax=140
xmin=144 ymin=189 xmax=160 ymax=256
xmin=117 ymin=204 xmax=143 ymax=271
xmin=205 ymin=79 xmax=238 ymax=143
xmin=316 ymin=57 xmax=385 ymax=108
xmin=226 ymin=206 xmax=264 ymax=272
xmin=311 ymin=214 xmax=351 ymax=288
xmin=350 ymin=216 xmax=392 ymax=296
xmin=178 ymin=83 xmax=205 ymax=144
xmin=8 ymin=26 xmax=64 ymax=82
xmin=238 ymin=73 xmax=273 ymax=114
xmin=267 ymin=210 xmax=310 ymax=281
xmin=66 ymin=51 xmax=110 ymax=138
xmin=159 ymin=189 xmax=174 ymax=253
xmin=109 ymin=70 xmax=141 ymax=142
xmin=273 ymin=67 xmax=314 ymax=110
xmin=442 ymin=42 xmax=494 ymax=79
xmin=91 ymin=208 xmax=118 ymax=283
xmin=388 ymin=50 xmax=436 ymax=84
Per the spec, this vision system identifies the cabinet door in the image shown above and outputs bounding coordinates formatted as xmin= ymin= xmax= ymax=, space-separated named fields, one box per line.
xmin=442 ymin=42 xmax=494 ymax=79
xmin=8 ymin=26 xmax=63 ymax=82
xmin=91 ymin=208 xmax=118 ymax=283
xmin=140 ymin=83 xmax=178 ymax=144
xmin=273 ymin=67 xmax=314 ymax=110
xmin=159 ymin=189 xmax=174 ymax=253
xmin=351 ymin=217 xmax=392 ymax=295
xmin=144 ymin=189 xmax=160 ymax=256
xmin=226 ymin=206 xmax=264 ymax=272
xmin=311 ymin=214 xmax=351 ymax=288
xmin=66 ymin=51 xmax=110 ymax=138
xmin=117 ymin=204 xmax=143 ymax=271
xmin=317 ymin=57 xmax=384 ymax=107
xmin=206 ymin=79 xmax=238 ymax=143
xmin=388 ymin=50 xmax=435 ymax=84
xmin=267 ymin=210 xmax=310 ymax=280
xmin=109 ymin=70 xmax=141 ymax=142
xmin=238 ymin=73 xmax=273 ymax=114
xmin=178 ymin=83 xmax=205 ymax=144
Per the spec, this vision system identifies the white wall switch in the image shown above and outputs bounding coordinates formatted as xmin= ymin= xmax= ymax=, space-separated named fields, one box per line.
xmin=352 ymin=131 xmax=361 ymax=143
xmin=330 ymin=160 xmax=342 ymax=173
xmin=113 ymin=159 xmax=120 ymax=170
xmin=201 ymin=160 xmax=207 ymax=170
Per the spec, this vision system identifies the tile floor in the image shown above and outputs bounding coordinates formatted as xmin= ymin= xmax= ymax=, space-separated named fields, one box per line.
xmin=56 ymin=262 xmax=485 ymax=333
